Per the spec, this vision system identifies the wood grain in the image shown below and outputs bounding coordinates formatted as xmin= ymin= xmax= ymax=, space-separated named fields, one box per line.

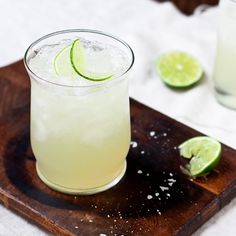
xmin=0 ymin=61 xmax=236 ymax=235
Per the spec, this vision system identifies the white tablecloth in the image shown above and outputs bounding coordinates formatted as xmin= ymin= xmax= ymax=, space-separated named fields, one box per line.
xmin=0 ymin=0 xmax=236 ymax=235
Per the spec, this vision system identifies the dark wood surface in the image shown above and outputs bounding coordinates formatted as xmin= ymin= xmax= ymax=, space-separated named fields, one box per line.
xmin=0 ymin=61 xmax=236 ymax=235
xmin=156 ymin=0 xmax=219 ymax=15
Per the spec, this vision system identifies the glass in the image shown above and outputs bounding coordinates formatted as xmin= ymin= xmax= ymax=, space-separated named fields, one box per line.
xmin=213 ymin=0 xmax=236 ymax=109
xmin=24 ymin=30 xmax=134 ymax=195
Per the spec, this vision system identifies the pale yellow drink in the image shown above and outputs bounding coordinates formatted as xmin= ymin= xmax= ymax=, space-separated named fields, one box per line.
xmin=213 ymin=0 xmax=236 ymax=109
xmin=24 ymin=30 xmax=134 ymax=194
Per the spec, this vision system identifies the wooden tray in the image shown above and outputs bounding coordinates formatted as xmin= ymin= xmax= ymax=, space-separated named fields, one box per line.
xmin=1 ymin=61 xmax=236 ymax=236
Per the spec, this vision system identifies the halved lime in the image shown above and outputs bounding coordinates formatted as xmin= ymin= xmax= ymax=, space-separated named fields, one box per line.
xmin=156 ymin=51 xmax=203 ymax=88
xmin=179 ymin=136 xmax=222 ymax=177
xmin=70 ymin=39 xmax=113 ymax=81
xmin=54 ymin=44 xmax=78 ymax=77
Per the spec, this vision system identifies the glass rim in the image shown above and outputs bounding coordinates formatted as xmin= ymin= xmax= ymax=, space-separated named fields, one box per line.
xmin=24 ymin=29 xmax=135 ymax=88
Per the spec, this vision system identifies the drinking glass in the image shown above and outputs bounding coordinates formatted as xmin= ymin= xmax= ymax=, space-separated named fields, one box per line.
xmin=24 ymin=30 xmax=134 ymax=194
xmin=213 ymin=0 xmax=236 ymax=109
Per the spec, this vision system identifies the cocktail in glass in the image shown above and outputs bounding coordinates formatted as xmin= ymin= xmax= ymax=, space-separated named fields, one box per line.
xmin=24 ymin=30 xmax=134 ymax=194
xmin=213 ymin=0 xmax=236 ymax=109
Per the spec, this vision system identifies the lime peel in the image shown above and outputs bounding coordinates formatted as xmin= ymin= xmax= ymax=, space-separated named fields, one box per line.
xmin=70 ymin=39 xmax=113 ymax=82
xmin=53 ymin=38 xmax=113 ymax=81
xmin=179 ymin=136 xmax=222 ymax=177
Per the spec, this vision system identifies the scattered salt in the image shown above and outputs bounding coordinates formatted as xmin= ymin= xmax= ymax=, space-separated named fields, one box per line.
xmin=168 ymin=178 xmax=176 ymax=183
xmin=155 ymin=192 xmax=160 ymax=197
xmin=147 ymin=195 xmax=153 ymax=200
xmin=150 ymin=131 xmax=155 ymax=137
xmin=146 ymin=173 xmax=150 ymax=176
xmin=157 ymin=209 xmax=162 ymax=215
xmin=141 ymin=150 xmax=145 ymax=155
xmin=137 ymin=170 xmax=143 ymax=174
xmin=131 ymin=141 xmax=138 ymax=148
xmin=160 ymin=186 xmax=169 ymax=191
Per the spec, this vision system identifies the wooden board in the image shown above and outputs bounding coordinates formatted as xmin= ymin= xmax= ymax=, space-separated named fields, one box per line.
xmin=1 ymin=61 xmax=236 ymax=236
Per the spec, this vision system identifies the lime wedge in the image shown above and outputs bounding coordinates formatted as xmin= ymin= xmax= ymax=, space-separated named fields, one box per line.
xmin=156 ymin=51 xmax=203 ymax=88
xmin=70 ymin=39 xmax=113 ymax=81
xmin=179 ymin=136 xmax=222 ymax=177
xmin=54 ymin=44 xmax=78 ymax=77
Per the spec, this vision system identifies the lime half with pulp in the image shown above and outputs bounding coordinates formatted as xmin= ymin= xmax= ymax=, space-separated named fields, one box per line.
xmin=179 ymin=136 xmax=222 ymax=177
xmin=156 ymin=51 xmax=203 ymax=88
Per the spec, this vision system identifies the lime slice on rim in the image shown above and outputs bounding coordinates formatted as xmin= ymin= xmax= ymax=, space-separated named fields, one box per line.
xmin=156 ymin=51 xmax=203 ymax=88
xmin=54 ymin=44 xmax=78 ymax=77
xmin=54 ymin=39 xmax=113 ymax=81
xmin=70 ymin=39 xmax=113 ymax=81
xmin=179 ymin=136 xmax=222 ymax=177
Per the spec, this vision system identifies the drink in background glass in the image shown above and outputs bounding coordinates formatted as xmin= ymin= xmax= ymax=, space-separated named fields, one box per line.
xmin=213 ymin=0 xmax=236 ymax=109
xmin=24 ymin=30 xmax=134 ymax=194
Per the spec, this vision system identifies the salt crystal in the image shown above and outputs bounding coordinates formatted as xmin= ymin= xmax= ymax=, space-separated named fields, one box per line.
xmin=155 ymin=192 xmax=159 ymax=197
xmin=141 ymin=150 xmax=145 ymax=155
xmin=74 ymin=226 xmax=79 ymax=229
xmin=147 ymin=195 xmax=153 ymax=200
xmin=157 ymin=209 xmax=162 ymax=215
xmin=163 ymin=133 xmax=167 ymax=136
xmin=131 ymin=141 xmax=138 ymax=148
xmin=150 ymin=131 xmax=155 ymax=136
xmin=89 ymin=220 xmax=93 ymax=223
xmin=160 ymin=186 xmax=169 ymax=191
xmin=137 ymin=170 xmax=143 ymax=174
xmin=168 ymin=178 xmax=176 ymax=183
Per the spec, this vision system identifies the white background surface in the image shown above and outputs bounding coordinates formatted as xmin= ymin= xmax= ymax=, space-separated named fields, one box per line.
xmin=0 ymin=0 xmax=236 ymax=235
